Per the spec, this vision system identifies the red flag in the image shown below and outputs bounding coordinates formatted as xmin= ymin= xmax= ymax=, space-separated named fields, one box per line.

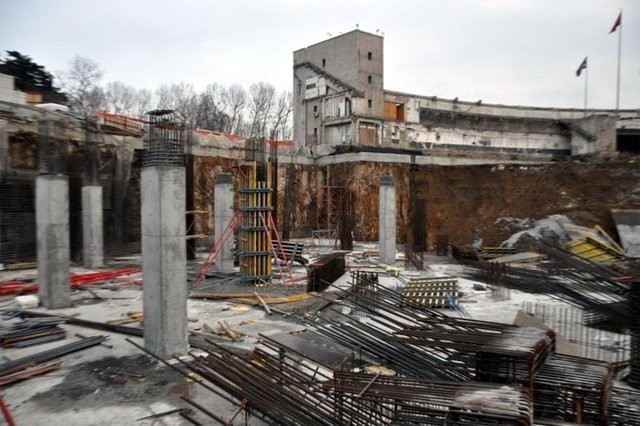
xmin=576 ymin=57 xmax=587 ymax=77
xmin=609 ymin=12 xmax=621 ymax=34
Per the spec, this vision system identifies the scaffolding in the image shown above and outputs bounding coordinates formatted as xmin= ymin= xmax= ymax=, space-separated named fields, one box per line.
xmin=315 ymin=168 xmax=343 ymax=245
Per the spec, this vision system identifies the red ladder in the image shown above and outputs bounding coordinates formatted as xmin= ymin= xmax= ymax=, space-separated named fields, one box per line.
xmin=192 ymin=210 xmax=242 ymax=288
xmin=259 ymin=211 xmax=294 ymax=287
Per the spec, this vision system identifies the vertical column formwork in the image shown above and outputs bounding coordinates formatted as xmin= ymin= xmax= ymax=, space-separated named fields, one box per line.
xmin=213 ymin=172 xmax=234 ymax=273
xmin=36 ymin=118 xmax=71 ymax=309
xmin=379 ymin=175 xmax=397 ymax=264
xmin=238 ymin=139 xmax=272 ymax=285
xmin=141 ymin=110 xmax=187 ymax=359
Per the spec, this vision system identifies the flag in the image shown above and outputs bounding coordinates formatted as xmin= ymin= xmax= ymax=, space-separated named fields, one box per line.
xmin=576 ymin=57 xmax=587 ymax=77
xmin=609 ymin=12 xmax=621 ymax=34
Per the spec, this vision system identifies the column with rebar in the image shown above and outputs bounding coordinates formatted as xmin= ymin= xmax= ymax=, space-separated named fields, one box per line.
xmin=36 ymin=118 xmax=71 ymax=308
xmin=141 ymin=110 xmax=187 ymax=359
xmin=238 ymin=139 xmax=272 ymax=285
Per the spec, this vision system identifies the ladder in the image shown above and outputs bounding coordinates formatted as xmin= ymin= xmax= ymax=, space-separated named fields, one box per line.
xmin=259 ymin=211 xmax=295 ymax=287
xmin=192 ymin=210 xmax=241 ymax=288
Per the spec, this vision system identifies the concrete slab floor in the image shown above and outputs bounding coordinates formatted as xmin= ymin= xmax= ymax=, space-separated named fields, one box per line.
xmin=1 ymin=279 xmax=304 ymax=425
xmin=1 ymin=243 xmax=617 ymax=424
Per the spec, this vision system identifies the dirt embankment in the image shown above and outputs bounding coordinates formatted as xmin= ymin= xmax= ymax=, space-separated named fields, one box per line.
xmin=281 ymin=157 xmax=640 ymax=248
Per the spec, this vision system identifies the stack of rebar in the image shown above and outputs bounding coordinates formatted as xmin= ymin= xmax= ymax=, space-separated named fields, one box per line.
xmin=333 ymin=372 xmax=533 ymax=425
xmin=0 ymin=317 xmax=67 ymax=348
xmin=171 ymin=338 xmax=533 ymax=425
xmin=629 ymin=282 xmax=640 ymax=389
xmin=609 ymin=385 xmax=640 ymax=425
xmin=533 ymin=354 xmax=611 ymax=424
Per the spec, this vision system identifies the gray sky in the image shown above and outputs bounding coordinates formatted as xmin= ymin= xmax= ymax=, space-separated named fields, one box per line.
xmin=1 ymin=0 xmax=638 ymax=109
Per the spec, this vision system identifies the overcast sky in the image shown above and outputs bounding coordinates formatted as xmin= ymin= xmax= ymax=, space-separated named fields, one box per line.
xmin=1 ymin=0 xmax=638 ymax=109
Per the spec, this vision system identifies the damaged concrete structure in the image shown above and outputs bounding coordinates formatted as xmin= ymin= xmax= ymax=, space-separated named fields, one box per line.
xmin=294 ymin=30 xmax=640 ymax=159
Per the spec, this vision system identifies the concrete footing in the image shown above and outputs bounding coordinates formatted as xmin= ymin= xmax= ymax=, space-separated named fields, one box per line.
xmin=36 ymin=175 xmax=71 ymax=308
xmin=141 ymin=167 xmax=187 ymax=359
xmin=214 ymin=173 xmax=234 ymax=273
xmin=379 ymin=175 xmax=396 ymax=264
xmin=82 ymin=186 xmax=103 ymax=268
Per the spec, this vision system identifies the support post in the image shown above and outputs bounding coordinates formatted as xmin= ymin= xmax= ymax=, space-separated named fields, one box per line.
xmin=141 ymin=110 xmax=187 ymax=359
xmin=142 ymin=167 xmax=187 ymax=358
xmin=213 ymin=173 xmax=234 ymax=273
xmin=82 ymin=186 xmax=103 ymax=268
xmin=378 ymin=176 xmax=396 ymax=264
xmin=37 ymin=175 xmax=71 ymax=308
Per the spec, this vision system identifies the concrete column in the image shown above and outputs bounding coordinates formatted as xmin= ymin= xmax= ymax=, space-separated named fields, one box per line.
xmin=142 ymin=167 xmax=187 ymax=358
xmin=37 ymin=175 xmax=71 ymax=308
xmin=378 ymin=175 xmax=396 ymax=264
xmin=213 ymin=173 xmax=234 ymax=273
xmin=82 ymin=186 xmax=103 ymax=268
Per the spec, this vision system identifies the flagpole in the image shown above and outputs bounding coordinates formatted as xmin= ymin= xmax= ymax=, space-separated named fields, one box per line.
xmin=616 ymin=10 xmax=622 ymax=111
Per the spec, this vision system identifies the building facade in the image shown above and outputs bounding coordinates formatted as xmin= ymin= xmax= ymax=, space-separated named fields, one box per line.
xmin=293 ymin=31 xmax=639 ymax=158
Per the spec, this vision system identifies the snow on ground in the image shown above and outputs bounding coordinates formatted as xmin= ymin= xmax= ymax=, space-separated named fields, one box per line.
xmin=499 ymin=214 xmax=572 ymax=247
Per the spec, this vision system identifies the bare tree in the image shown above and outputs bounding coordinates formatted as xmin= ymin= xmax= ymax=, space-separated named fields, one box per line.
xmin=194 ymin=83 xmax=228 ymax=130
xmin=156 ymin=82 xmax=198 ymax=126
xmin=247 ymin=82 xmax=276 ymax=138
xmin=220 ymin=84 xmax=247 ymax=135
xmin=270 ymin=90 xmax=293 ymax=139
xmin=104 ymin=81 xmax=136 ymax=115
xmin=57 ymin=55 xmax=104 ymax=118
xmin=132 ymin=88 xmax=153 ymax=118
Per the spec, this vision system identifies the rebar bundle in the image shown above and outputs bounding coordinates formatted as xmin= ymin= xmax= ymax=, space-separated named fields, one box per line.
xmin=629 ymin=282 xmax=640 ymax=389
xmin=143 ymin=110 xmax=184 ymax=167
xmin=37 ymin=118 xmax=67 ymax=174
xmin=533 ymin=354 xmax=611 ymax=424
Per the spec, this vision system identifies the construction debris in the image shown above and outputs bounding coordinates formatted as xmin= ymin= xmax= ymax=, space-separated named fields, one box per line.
xmin=563 ymin=223 xmax=626 ymax=264
xmin=611 ymin=209 xmax=640 ymax=258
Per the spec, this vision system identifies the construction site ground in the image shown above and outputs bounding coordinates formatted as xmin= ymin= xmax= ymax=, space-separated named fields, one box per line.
xmin=0 ymin=242 xmax=634 ymax=425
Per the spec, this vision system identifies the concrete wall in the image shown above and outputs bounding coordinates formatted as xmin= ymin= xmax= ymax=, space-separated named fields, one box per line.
xmin=571 ymin=115 xmax=618 ymax=156
xmin=0 ymin=74 xmax=26 ymax=105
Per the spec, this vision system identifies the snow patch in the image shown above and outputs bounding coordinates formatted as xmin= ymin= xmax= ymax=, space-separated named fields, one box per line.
xmin=501 ymin=214 xmax=572 ymax=247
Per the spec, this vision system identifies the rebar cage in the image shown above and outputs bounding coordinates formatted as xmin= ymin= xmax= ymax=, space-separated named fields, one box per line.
xmin=143 ymin=109 xmax=185 ymax=167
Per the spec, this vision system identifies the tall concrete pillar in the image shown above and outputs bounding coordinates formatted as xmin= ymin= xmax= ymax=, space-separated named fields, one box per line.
xmin=214 ymin=173 xmax=235 ymax=273
xmin=378 ymin=175 xmax=396 ymax=264
xmin=82 ymin=186 xmax=103 ymax=268
xmin=37 ymin=175 xmax=71 ymax=308
xmin=142 ymin=167 xmax=187 ymax=358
